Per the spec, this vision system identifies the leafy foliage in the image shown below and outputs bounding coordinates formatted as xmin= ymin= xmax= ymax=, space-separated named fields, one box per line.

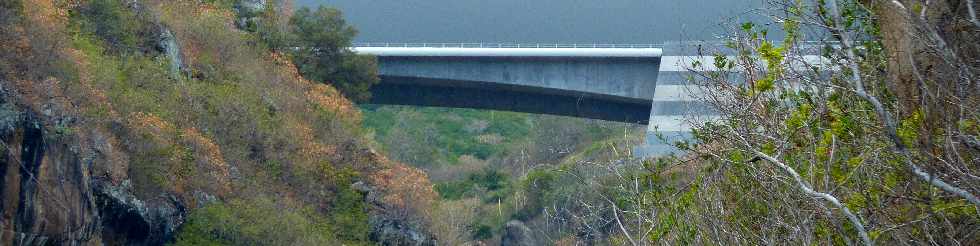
xmin=435 ymin=168 xmax=509 ymax=200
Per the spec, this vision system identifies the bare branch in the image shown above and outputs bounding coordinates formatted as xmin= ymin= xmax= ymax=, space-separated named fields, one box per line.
xmin=826 ymin=0 xmax=980 ymax=208
xmin=729 ymin=125 xmax=873 ymax=246
xmin=609 ymin=198 xmax=639 ymax=246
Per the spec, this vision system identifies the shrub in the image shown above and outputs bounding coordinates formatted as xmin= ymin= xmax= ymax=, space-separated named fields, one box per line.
xmin=434 ymin=168 xmax=510 ymax=200
xmin=471 ymin=224 xmax=493 ymax=240
xmin=434 ymin=180 xmax=472 ymax=200
xmin=469 ymin=168 xmax=508 ymax=191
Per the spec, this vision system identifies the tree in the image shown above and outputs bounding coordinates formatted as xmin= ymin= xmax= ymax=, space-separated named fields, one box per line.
xmin=288 ymin=6 xmax=379 ymax=102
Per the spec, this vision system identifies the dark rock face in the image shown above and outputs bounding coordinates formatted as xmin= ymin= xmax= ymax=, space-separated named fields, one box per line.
xmin=0 ymin=107 xmax=185 ymax=245
xmin=501 ymin=220 xmax=534 ymax=246
xmin=95 ymin=181 xmax=185 ymax=245
xmin=13 ymin=113 xmax=44 ymax=237
xmin=1 ymin=111 xmax=104 ymax=246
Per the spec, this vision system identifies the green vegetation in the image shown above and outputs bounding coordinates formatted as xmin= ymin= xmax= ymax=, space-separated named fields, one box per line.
xmin=363 ymin=106 xmax=537 ymax=165
xmin=173 ymin=196 xmax=365 ymax=246
xmin=174 ymin=170 xmax=370 ymax=245
xmin=434 ymin=168 xmax=509 ymax=200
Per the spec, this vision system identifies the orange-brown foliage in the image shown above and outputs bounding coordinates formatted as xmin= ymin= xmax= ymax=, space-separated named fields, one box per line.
xmin=127 ymin=112 xmax=178 ymax=143
xmin=307 ymin=83 xmax=361 ymax=120
xmin=126 ymin=112 xmax=232 ymax=198
xmin=25 ymin=0 xmax=72 ymax=26
xmin=285 ymin=120 xmax=339 ymax=161
xmin=179 ymin=127 xmax=231 ymax=194
xmin=369 ymin=155 xmax=438 ymax=225
xmin=270 ymin=52 xmax=362 ymax=122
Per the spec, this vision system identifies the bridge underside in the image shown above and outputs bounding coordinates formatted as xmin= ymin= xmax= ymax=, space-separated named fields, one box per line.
xmin=367 ymin=76 xmax=653 ymax=124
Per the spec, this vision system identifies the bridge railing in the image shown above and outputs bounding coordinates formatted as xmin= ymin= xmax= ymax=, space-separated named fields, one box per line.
xmin=353 ymin=43 xmax=664 ymax=49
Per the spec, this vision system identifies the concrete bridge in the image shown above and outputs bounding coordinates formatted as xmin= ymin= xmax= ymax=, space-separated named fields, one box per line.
xmin=353 ymin=42 xmax=713 ymax=155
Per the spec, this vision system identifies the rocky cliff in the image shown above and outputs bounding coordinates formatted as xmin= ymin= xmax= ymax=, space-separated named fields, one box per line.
xmin=0 ymin=85 xmax=182 ymax=245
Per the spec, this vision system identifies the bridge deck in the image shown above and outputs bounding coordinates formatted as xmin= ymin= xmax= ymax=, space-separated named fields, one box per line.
xmin=353 ymin=47 xmax=662 ymax=58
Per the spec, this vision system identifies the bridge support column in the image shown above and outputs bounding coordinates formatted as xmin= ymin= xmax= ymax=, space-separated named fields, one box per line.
xmin=634 ymin=42 xmax=716 ymax=158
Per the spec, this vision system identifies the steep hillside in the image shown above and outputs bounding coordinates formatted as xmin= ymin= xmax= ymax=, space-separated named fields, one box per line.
xmin=0 ymin=0 xmax=436 ymax=245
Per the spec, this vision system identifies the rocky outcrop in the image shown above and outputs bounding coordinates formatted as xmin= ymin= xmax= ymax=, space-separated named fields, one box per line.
xmin=1 ymin=108 xmax=101 ymax=245
xmin=501 ymin=220 xmax=535 ymax=246
xmin=353 ymin=181 xmax=437 ymax=246
xmin=159 ymin=27 xmax=184 ymax=78
xmin=95 ymin=180 xmax=185 ymax=245
xmin=233 ymin=0 xmax=267 ymax=30
xmin=0 ymin=94 xmax=185 ymax=245
xmin=236 ymin=0 xmax=266 ymax=13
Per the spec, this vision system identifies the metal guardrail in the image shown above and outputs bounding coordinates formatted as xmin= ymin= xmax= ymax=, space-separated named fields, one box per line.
xmin=353 ymin=43 xmax=664 ymax=49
